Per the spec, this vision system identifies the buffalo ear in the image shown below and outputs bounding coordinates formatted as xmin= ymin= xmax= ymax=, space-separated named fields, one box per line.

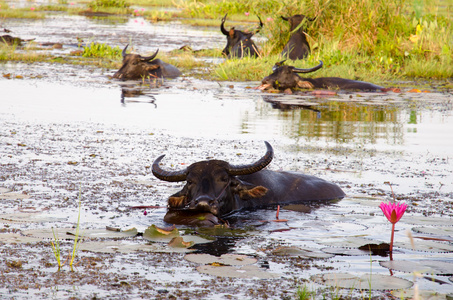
xmin=168 ymin=196 xmax=187 ymax=208
xmin=239 ymin=186 xmax=268 ymax=199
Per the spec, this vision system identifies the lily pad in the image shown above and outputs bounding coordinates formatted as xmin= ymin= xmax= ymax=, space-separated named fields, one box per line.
xmin=0 ymin=213 xmax=65 ymax=223
xmin=392 ymin=289 xmax=452 ymax=300
xmin=0 ymin=192 xmax=31 ymax=200
xmin=21 ymin=227 xmax=138 ymax=240
xmin=380 ymin=260 xmax=453 ymax=275
xmin=311 ymin=273 xmax=413 ymax=290
xmin=271 ymin=246 xmax=334 ymax=258
xmin=143 ymin=225 xmax=179 ymax=242
xmin=196 ymin=264 xmax=279 ymax=279
xmin=168 ymin=237 xmax=194 ymax=248
xmin=316 ymin=236 xmax=381 ymax=248
xmin=184 ymin=253 xmax=257 ymax=265
xmin=78 ymin=240 xmax=194 ymax=254
xmin=403 ymin=216 xmax=453 ymax=226
xmin=321 ymin=247 xmax=375 ymax=256
xmin=394 ymin=240 xmax=453 ymax=252
xmin=412 ymin=226 xmax=453 ymax=238
xmin=0 ymin=188 xmax=12 ymax=194
xmin=0 ymin=233 xmax=43 ymax=244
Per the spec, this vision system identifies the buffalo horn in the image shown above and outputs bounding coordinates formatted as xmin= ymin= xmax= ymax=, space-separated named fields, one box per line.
xmin=220 ymin=13 xmax=229 ymax=36
xmin=152 ymin=155 xmax=188 ymax=182
xmin=227 ymin=141 xmax=273 ymax=176
xmin=121 ymin=44 xmax=129 ymax=58
xmin=293 ymin=60 xmax=323 ymax=73
xmin=256 ymin=15 xmax=264 ymax=33
xmin=140 ymin=49 xmax=159 ymax=62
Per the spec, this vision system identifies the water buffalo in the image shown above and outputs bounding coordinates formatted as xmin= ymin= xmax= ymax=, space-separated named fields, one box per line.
xmin=152 ymin=142 xmax=345 ymax=226
xmin=113 ymin=44 xmax=181 ymax=80
xmin=259 ymin=60 xmax=385 ymax=91
xmin=220 ymin=13 xmax=263 ymax=58
xmin=281 ymin=14 xmax=314 ymax=60
xmin=0 ymin=35 xmax=34 ymax=45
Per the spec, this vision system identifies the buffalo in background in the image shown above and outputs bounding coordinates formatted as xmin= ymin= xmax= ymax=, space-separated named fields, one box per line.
xmin=220 ymin=13 xmax=263 ymax=58
xmin=281 ymin=14 xmax=315 ymax=60
xmin=113 ymin=44 xmax=181 ymax=80
xmin=152 ymin=142 xmax=345 ymax=226
xmin=259 ymin=60 xmax=385 ymax=91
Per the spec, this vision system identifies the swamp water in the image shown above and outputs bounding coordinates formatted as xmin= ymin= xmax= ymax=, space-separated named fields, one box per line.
xmin=1 ymin=13 xmax=453 ymax=300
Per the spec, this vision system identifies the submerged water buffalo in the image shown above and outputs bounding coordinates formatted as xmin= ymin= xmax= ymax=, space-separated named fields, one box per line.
xmin=281 ymin=14 xmax=314 ymax=60
xmin=259 ymin=60 xmax=385 ymax=91
xmin=113 ymin=44 xmax=181 ymax=80
xmin=220 ymin=13 xmax=263 ymax=58
xmin=152 ymin=142 xmax=345 ymax=226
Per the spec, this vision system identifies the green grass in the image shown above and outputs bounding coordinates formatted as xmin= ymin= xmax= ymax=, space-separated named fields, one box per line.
xmin=82 ymin=42 xmax=122 ymax=59
xmin=0 ymin=0 xmax=451 ymax=80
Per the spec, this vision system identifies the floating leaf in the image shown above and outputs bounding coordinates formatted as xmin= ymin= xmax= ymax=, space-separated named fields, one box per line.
xmin=0 ymin=192 xmax=31 ymax=200
xmin=316 ymin=236 xmax=380 ymax=248
xmin=168 ymin=237 xmax=194 ymax=248
xmin=0 ymin=213 xmax=64 ymax=223
xmin=0 ymin=233 xmax=43 ymax=244
xmin=380 ymin=260 xmax=453 ymax=275
xmin=0 ymin=188 xmax=12 ymax=194
xmin=22 ymin=228 xmax=138 ymax=240
xmin=143 ymin=225 xmax=179 ymax=242
xmin=394 ymin=240 xmax=453 ymax=252
xmin=184 ymin=253 xmax=257 ymax=266
xmin=311 ymin=273 xmax=413 ymax=290
xmin=271 ymin=246 xmax=334 ymax=258
xmin=196 ymin=264 xmax=279 ymax=279
xmin=78 ymin=240 xmax=194 ymax=254
xmin=403 ymin=216 xmax=453 ymax=226
xmin=321 ymin=247 xmax=371 ymax=256
xmin=412 ymin=226 xmax=453 ymax=238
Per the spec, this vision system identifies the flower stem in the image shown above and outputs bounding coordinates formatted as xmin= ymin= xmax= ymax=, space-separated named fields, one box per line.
xmin=390 ymin=223 xmax=395 ymax=253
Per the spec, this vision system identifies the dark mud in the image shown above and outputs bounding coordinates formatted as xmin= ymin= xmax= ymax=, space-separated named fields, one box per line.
xmin=1 ymin=12 xmax=453 ymax=300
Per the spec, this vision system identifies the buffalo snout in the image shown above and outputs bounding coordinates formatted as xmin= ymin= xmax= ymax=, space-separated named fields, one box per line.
xmin=189 ymin=196 xmax=219 ymax=215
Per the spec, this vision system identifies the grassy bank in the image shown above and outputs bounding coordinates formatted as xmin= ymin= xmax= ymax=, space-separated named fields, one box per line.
xmin=0 ymin=0 xmax=451 ymax=81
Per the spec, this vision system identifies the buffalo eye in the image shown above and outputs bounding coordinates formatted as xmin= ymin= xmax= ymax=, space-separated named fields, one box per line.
xmin=219 ymin=175 xmax=229 ymax=183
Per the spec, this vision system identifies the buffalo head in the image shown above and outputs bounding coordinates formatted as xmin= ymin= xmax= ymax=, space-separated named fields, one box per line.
xmin=259 ymin=60 xmax=386 ymax=91
xmin=113 ymin=44 xmax=181 ymax=80
xmin=152 ymin=142 xmax=273 ymax=216
xmin=220 ymin=14 xmax=263 ymax=58
xmin=259 ymin=60 xmax=323 ymax=90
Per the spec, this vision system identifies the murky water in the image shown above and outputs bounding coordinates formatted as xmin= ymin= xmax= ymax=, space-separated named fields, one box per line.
xmin=1 ymin=12 xmax=453 ymax=300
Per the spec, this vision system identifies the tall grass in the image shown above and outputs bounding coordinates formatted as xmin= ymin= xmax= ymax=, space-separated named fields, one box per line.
xmin=180 ymin=0 xmax=453 ymax=79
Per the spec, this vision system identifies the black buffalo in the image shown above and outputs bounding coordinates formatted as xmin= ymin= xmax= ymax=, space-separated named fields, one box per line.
xmin=220 ymin=13 xmax=263 ymax=58
xmin=259 ymin=60 xmax=385 ymax=91
xmin=1 ymin=35 xmax=34 ymax=46
xmin=281 ymin=14 xmax=314 ymax=60
xmin=113 ymin=44 xmax=181 ymax=80
xmin=152 ymin=142 xmax=345 ymax=226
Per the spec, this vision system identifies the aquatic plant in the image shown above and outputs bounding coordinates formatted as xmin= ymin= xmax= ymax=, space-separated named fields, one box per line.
xmin=49 ymin=188 xmax=83 ymax=271
xmin=82 ymin=42 xmax=122 ymax=59
xmin=379 ymin=201 xmax=407 ymax=253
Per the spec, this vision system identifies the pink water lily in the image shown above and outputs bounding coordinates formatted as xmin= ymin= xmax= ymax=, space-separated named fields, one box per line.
xmin=380 ymin=202 xmax=407 ymax=224
xmin=380 ymin=201 xmax=407 ymax=254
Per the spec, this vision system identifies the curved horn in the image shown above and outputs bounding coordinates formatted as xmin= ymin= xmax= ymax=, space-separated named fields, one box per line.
xmin=273 ymin=60 xmax=286 ymax=71
xmin=293 ymin=60 xmax=323 ymax=73
xmin=227 ymin=141 xmax=273 ymax=176
xmin=220 ymin=13 xmax=229 ymax=36
xmin=152 ymin=155 xmax=188 ymax=182
xmin=122 ymin=44 xmax=129 ymax=58
xmin=255 ymin=15 xmax=264 ymax=33
xmin=140 ymin=49 xmax=159 ymax=62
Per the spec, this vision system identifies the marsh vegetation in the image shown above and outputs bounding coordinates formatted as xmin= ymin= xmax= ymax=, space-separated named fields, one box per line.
xmin=0 ymin=0 xmax=451 ymax=83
